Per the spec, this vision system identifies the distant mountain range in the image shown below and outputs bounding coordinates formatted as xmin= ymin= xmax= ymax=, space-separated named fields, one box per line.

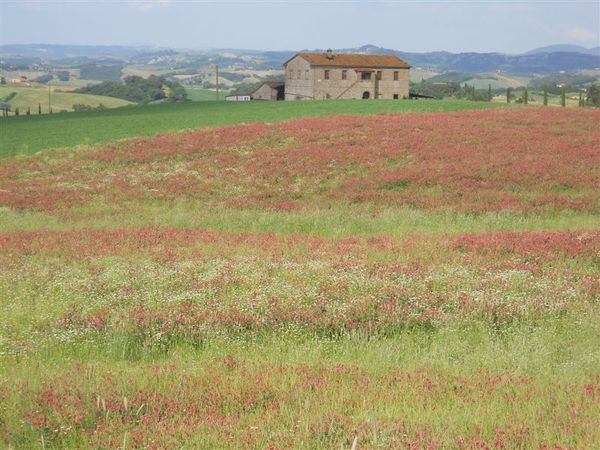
xmin=526 ymin=44 xmax=600 ymax=56
xmin=1 ymin=43 xmax=600 ymax=75
xmin=324 ymin=44 xmax=600 ymax=74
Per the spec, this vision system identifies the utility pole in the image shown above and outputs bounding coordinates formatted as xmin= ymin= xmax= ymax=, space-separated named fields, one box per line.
xmin=216 ymin=65 xmax=219 ymax=101
xmin=48 ymin=80 xmax=51 ymax=114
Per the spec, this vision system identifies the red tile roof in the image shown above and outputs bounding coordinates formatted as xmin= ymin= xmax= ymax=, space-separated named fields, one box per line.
xmin=286 ymin=53 xmax=410 ymax=69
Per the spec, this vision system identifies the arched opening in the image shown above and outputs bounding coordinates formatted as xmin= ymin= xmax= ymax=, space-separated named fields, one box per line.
xmin=362 ymin=91 xmax=370 ymax=99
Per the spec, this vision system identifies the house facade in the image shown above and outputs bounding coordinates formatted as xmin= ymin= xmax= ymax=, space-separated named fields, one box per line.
xmin=283 ymin=50 xmax=410 ymax=100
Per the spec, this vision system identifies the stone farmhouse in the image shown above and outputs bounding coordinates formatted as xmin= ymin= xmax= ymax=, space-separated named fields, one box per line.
xmin=283 ymin=49 xmax=410 ymax=100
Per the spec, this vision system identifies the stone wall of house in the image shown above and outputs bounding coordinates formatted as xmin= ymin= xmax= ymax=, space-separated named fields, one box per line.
xmin=284 ymin=56 xmax=314 ymax=100
xmin=311 ymin=67 xmax=410 ymax=100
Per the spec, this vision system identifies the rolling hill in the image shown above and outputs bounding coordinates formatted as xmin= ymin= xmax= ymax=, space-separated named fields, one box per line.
xmin=0 ymin=85 xmax=133 ymax=114
xmin=3 ymin=43 xmax=600 ymax=75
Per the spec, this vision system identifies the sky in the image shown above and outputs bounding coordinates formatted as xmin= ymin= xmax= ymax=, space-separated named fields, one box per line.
xmin=1 ymin=1 xmax=599 ymax=54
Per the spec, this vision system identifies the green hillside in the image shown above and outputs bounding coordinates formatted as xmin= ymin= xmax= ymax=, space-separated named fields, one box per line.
xmin=185 ymin=87 xmax=231 ymax=101
xmin=0 ymin=85 xmax=133 ymax=114
xmin=0 ymin=99 xmax=511 ymax=157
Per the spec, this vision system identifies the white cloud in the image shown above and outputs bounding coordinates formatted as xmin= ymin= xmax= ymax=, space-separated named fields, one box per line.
xmin=128 ymin=0 xmax=173 ymax=13
xmin=566 ymin=27 xmax=598 ymax=44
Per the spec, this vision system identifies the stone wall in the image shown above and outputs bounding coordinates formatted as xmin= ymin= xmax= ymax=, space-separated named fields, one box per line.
xmin=311 ymin=68 xmax=409 ymax=100
xmin=284 ymin=56 xmax=314 ymax=100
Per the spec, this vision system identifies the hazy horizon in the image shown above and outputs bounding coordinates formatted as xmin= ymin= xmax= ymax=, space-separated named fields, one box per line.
xmin=1 ymin=1 xmax=599 ymax=55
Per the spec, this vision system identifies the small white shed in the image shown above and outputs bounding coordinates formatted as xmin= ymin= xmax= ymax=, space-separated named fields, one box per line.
xmin=225 ymin=94 xmax=252 ymax=102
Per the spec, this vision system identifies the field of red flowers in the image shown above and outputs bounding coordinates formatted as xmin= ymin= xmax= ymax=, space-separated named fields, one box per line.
xmin=1 ymin=108 xmax=599 ymax=449
xmin=1 ymin=108 xmax=598 ymax=215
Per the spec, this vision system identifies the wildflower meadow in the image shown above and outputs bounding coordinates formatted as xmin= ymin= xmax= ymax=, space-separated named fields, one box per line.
xmin=1 ymin=107 xmax=599 ymax=448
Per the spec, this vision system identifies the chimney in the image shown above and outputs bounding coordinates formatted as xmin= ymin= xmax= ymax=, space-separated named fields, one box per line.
xmin=326 ymin=48 xmax=334 ymax=60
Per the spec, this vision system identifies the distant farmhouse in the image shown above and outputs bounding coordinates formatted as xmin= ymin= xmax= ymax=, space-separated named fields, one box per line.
xmin=242 ymin=50 xmax=410 ymax=101
xmin=283 ymin=49 xmax=410 ymax=100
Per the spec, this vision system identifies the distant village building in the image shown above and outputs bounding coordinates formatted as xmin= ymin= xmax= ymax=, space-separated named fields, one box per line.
xmin=11 ymin=75 xmax=28 ymax=84
xmin=283 ymin=49 xmax=410 ymax=100
xmin=225 ymin=94 xmax=252 ymax=101
xmin=252 ymin=81 xmax=285 ymax=100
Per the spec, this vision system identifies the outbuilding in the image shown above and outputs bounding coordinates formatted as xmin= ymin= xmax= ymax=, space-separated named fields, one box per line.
xmin=225 ymin=94 xmax=252 ymax=101
xmin=251 ymin=81 xmax=285 ymax=101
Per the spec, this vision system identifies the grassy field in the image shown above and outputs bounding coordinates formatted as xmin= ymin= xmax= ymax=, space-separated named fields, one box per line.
xmin=0 ymin=98 xmax=511 ymax=157
xmin=0 ymin=85 xmax=132 ymax=115
xmin=185 ymin=87 xmax=231 ymax=101
xmin=1 ymin=107 xmax=599 ymax=448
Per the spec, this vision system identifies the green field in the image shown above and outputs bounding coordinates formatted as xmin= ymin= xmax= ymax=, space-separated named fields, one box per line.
xmin=0 ymin=85 xmax=133 ymax=115
xmin=0 ymin=99 xmax=511 ymax=157
xmin=185 ymin=87 xmax=231 ymax=101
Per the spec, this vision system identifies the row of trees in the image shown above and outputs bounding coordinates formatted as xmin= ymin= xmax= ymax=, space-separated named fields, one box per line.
xmin=506 ymin=84 xmax=600 ymax=107
xmin=75 ymin=75 xmax=187 ymax=104
xmin=2 ymin=102 xmax=108 ymax=117
xmin=411 ymin=79 xmax=600 ymax=107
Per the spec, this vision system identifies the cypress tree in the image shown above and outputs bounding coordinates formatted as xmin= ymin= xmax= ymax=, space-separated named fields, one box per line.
xmin=561 ymin=86 xmax=566 ymax=107
xmin=523 ymin=88 xmax=528 ymax=105
xmin=507 ymin=87 xmax=512 ymax=103
xmin=26 ymin=107 xmax=30 ymax=115
xmin=38 ymin=103 xmax=42 ymax=115
xmin=488 ymin=84 xmax=492 ymax=102
xmin=543 ymin=87 xmax=548 ymax=106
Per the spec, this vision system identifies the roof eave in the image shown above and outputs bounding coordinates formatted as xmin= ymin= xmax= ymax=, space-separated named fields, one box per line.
xmin=310 ymin=64 xmax=410 ymax=69
xmin=283 ymin=53 xmax=310 ymax=67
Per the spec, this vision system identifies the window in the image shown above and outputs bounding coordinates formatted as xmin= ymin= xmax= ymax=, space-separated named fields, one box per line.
xmin=305 ymin=70 xmax=309 ymax=80
xmin=342 ymin=70 xmax=347 ymax=80
xmin=361 ymin=72 xmax=371 ymax=81
xmin=394 ymin=71 xmax=399 ymax=81
xmin=376 ymin=71 xmax=382 ymax=80
xmin=393 ymin=94 xmax=399 ymax=100
xmin=324 ymin=70 xmax=330 ymax=80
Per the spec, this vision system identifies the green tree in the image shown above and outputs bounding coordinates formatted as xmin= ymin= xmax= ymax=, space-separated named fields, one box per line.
xmin=560 ymin=86 xmax=566 ymax=107
xmin=488 ymin=84 xmax=492 ymax=102
xmin=543 ymin=87 xmax=548 ymax=106
xmin=506 ymin=87 xmax=512 ymax=103
xmin=523 ymin=88 xmax=528 ymax=105
xmin=57 ymin=71 xmax=70 ymax=82
xmin=0 ymin=77 xmax=5 ymax=85
xmin=578 ymin=91 xmax=584 ymax=107
xmin=38 ymin=103 xmax=42 ymax=115
xmin=587 ymin=84 xmax=600 ymax=107
xmin=33 ymin=74 xmax=53 ymax=84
